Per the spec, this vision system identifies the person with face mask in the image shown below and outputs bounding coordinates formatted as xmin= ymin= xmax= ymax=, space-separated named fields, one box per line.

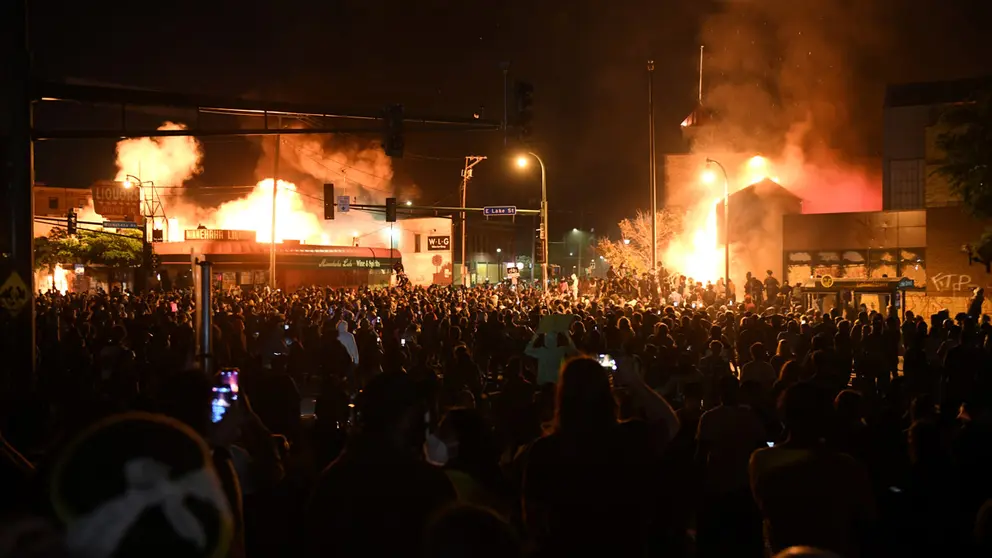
xmin=429 ymin=408 xmax=512 ymax=519
xmin=305 ymin=371 xmax=456 ymax=558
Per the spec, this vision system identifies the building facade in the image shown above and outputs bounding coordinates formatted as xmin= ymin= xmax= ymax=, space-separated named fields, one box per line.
xmin=883 ymin=76 xmax=992 ymax=210
xmin=33 ymin=184 xmax=91 ymax=217
xmin=782 ymin=206 xmax=990 ymax=316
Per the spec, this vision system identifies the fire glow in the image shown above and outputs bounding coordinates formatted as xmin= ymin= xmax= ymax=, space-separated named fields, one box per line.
xmin=88 ymin=123 xmax=400 ymax=249
xmin=662 ymin=155 xmax=776 ymax=285
xmin=660 ymin=147 xmax=881 ymax=285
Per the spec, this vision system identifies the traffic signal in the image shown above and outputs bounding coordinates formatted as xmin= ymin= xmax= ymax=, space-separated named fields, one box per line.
xmin=382 ymin=104 xmax=405 ymax=158
xmin=324 ymin=183 xmax=335 ymax=220
xmin=385 ymin=197 xmax=397 ymax=223
xmin=514 ymin=81 xmax=534 ymax=140
xmin=66 ymin=209 xmax=78 ymax=236
xmin=534 ymin=232 xmax=546 ymax=264
xmin=150 ymin=254 xmax=160 ymax=272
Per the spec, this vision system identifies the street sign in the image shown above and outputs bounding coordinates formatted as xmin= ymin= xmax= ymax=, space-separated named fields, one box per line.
xmin=102 ymin=220 xmax=141 ymax=229
xmin=483 ymin=205 xmax=517 ymax=216
xmin=338 ymin=195 xmax=351 ymax=213
xmin=0 ymin=272 xmax=30 ymax=317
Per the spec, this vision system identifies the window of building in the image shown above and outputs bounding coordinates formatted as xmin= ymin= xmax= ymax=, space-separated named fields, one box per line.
xmin=898 ymin=248 xmax=926 ymax=287
xmin=48 ymin=197 xmax=59 ymax=210
xmin=889 ymin=159 xmax=925 ymax=210
xmin=414 ymin=234 xmax=422 ymax=253
xmin=785 ymin=251 xmax=812 ymax=285
xmin=869 ymin=249 xmax=898 ymax=278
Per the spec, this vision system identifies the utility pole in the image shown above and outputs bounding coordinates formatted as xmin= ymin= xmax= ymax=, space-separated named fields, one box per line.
xmin=269 ymin=117 xmax=280 ymax=289
xmin=647 ymin=60 xmax=658 ymax=273
xmin=1 ymin=0 xmax=35 ymax=388
xmin=501 ymin=62 xmax=511 ymax=146
xmin=458 ymin=156 xmax=486 ymax=286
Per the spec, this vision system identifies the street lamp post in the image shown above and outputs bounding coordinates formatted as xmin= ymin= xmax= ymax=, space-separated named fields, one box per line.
xmin=705 ymin=158 xmax=731 ymax=300
xmin=516 ymin=152 xmax=549 ymax=289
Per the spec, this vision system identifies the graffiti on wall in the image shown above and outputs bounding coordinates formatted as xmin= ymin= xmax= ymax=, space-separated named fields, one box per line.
xmin=930 ymin=272 xmax=982 ymax=293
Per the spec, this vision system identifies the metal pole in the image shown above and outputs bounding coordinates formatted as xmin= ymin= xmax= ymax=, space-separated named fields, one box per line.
xmin=269 ymin=117 xmax=280 ymax=288
xmin=197 ymin=259 xmax=214 ymax=374
xmin=531 ymin=215 xmax=537 ymax=283
xmin=531 ymin=152 xmax=549 ymax=289
xmin=458 ymin=156 xmax=486 ymax=287
xmin=502 ymin=63 xmax=510 ymax=147
xmin=1 ymin=0 xmax=36 ymax=389
xmin=460 ymin=159 xmax=469 ymax=287
xmin=707 ymin=159 xmax=731 ymax=300
xmin=648 ymin=60 xmax=658 ymax=272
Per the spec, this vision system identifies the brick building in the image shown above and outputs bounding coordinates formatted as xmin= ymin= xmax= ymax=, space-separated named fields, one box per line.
xmin=33 ymin=184 xmax=91 ymax=217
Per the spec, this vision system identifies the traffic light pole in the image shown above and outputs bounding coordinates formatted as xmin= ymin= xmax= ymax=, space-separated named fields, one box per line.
xmin=269 ymin=118 xmax=281 ymax=289
xmin=1 ymin=0 xmax=36 ymax=387
xmin=458 ymin=156 xmax=486 ymax=287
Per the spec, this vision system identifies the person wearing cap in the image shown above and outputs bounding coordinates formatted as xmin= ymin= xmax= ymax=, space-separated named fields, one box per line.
xmin=305 ymin=371 xmax=455 ymax=558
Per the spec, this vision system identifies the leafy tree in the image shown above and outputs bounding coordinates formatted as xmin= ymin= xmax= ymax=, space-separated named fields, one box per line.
xmin=80 ymin=229 xmax=144 ymax=269
xmin=935 ymin=92 xmax=992 ymax=218
xmin=596 ymin=209 xmax=683 ymax=275
xmin=935 ymin=93 xmax=992 ymax=270
xmin=34 ymin=228 xmax=84 ymax=285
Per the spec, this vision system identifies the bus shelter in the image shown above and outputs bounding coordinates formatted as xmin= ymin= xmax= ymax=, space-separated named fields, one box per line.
xmin=800 ymin=276 xmax=921 ymax=316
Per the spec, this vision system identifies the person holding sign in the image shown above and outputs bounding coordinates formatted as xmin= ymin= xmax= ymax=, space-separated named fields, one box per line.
xmin=525 ymin=315 xmax=578 ymax=384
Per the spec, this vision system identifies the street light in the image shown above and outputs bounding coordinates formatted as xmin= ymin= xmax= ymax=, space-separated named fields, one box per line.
xmin=514 ymin=152 xmax=549 ymax=289
xmin=405 ymin=200 xmax=413 ymax=206
xmin=705 ymin=158 xmax=731 ymax=300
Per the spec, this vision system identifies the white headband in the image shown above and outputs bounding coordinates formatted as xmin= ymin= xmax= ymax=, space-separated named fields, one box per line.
xmin=65 ymin=458 xmax=231 ymax=558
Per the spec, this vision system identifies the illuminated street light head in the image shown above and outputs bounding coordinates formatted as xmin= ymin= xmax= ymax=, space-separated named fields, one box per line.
xmin=122 ymin=180 xmax=133 ymax=189
xmin=405 ymin=200 xmax=413 ymax=206
xmin=515 ymin=156 xmax=528 ymax=168
xmin=700 ymin=169 xmax=717 ymax=185
xmin=749 ymin=155 xmax=766 ymax=169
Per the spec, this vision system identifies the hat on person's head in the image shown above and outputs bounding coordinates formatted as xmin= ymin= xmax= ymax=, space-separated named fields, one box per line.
xmin=50 ymin=412 xmax=232 ymax=558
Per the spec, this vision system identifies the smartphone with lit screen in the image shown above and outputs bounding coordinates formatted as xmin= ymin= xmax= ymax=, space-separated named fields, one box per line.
xmin=211 ymin=368 xmax=240 ymax=424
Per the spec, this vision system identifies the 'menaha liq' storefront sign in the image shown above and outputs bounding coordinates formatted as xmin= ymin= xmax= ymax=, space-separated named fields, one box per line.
xmin=184 ymin=229 xmax=256 ymax=241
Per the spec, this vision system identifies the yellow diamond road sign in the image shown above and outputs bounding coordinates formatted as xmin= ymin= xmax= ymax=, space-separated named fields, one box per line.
xmin=0 ymin=271 xmax=30 ymax=317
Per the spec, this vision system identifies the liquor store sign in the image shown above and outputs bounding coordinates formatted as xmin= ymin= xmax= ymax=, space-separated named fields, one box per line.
xmin=427 ymin=235 xmax=451 ymax=251
xmin=318 ymin=258 xmax=388 ymax=269
xmin=184 ymin=229 xmax=256 ymax=241
xmin=91 ymin=182 xmax=141 ymax=218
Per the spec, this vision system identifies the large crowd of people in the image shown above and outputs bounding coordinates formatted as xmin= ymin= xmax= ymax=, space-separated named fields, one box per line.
xmin=1 ymin=274 xmax=991 ymax=557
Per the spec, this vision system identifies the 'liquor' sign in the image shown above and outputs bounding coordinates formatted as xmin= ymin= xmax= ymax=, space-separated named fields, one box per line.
xmin=91 ymin=181 xmax=141 ymax=218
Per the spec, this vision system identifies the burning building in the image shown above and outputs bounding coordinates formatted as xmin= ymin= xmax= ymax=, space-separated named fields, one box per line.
xmin=33 ymin=121 xmax=456 ymax=292
xmin=152 ymin=215 xmax=453 ymax=290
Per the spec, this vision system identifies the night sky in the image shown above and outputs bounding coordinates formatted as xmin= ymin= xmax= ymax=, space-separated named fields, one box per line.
xmin=27 ymin=0 xmax=992 ymax=234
